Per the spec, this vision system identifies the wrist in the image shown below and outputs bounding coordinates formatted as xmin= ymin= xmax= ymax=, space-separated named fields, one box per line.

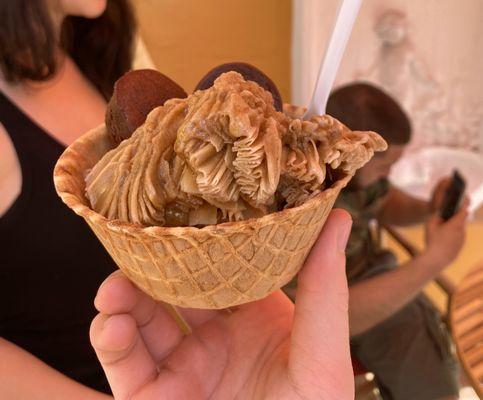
xmin=419 ymin=248 xmax=447 ymax=273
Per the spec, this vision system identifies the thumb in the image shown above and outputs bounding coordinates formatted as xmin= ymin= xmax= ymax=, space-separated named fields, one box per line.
xmin=426 ymin=214 xmax=442 ymax=234
xmin=289 ymin=209 xmax=353 ymax=393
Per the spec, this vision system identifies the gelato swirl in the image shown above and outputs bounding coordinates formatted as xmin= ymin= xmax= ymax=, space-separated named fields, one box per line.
xmin=85 ymin=72 xmax=386 ymax=227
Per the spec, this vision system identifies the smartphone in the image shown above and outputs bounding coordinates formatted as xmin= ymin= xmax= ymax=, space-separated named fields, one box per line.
xmin=440 ymin=170 xmax=466 ymax=221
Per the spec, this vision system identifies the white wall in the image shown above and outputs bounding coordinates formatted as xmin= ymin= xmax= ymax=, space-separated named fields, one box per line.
xmin=292 ymin=0 xmax=483 ymax=151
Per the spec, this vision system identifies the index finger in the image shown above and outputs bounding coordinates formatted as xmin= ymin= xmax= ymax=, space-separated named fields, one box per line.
xmin=90 ymin=313 xmax=157 ymax=400
xmin=94 ymin=272 xmax=185 ymax=361
xmin=459 ymin=197 xmax=470 ymax=212
xmin=447 ymin=198 xmax=470 ymax=225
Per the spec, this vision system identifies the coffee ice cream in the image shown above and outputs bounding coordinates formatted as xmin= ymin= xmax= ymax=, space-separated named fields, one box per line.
xmin=86 ymin=72 xmax=386 ymax=228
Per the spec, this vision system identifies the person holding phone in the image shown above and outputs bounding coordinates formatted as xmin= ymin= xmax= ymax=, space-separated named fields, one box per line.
xmin=285 ymin=82 xmax=468 ymax=400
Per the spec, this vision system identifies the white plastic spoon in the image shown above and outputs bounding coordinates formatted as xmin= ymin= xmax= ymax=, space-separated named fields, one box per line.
xmin=303 ymin=0 xmax=363 ymax=119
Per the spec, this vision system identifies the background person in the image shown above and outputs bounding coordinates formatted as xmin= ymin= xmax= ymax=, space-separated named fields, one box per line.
xmin=329 ymin=82 xmax=468 ymax=400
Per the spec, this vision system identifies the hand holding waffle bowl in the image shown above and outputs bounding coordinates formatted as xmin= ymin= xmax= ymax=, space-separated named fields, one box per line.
xmin=54 ymin=68 xmax=385 ymax=309
xmin=53 ymin=64 xmax=384 ymax=398
xmin=51 ymin=1 xmax=388 ymax=396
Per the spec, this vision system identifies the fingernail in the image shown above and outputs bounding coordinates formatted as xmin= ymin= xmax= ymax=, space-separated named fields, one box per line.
xmin=337 ymin=220 xmax=352 ymax=251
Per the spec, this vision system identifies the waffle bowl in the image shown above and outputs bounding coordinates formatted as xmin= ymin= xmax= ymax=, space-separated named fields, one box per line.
xmin=54 ymin=123 xmax=352 ymax=309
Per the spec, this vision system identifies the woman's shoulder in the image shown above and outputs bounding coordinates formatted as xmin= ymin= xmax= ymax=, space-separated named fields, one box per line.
xmin=0 ymin=121 xmax=22 ymax=217
xmin=0 ymin=121 xmax=14 ymax=156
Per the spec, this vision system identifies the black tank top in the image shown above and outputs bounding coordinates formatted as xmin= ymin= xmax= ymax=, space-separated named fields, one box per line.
xmin=0 ymin=91 xmax=115 ymax=393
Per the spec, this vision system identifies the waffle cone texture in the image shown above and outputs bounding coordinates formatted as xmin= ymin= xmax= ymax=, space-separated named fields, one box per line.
xmin=54 ymin=124 xmax=351 ymax=309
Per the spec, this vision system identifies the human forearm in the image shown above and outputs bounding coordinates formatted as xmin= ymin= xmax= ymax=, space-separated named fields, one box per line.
xmin=378 ymin=188 xmax=430 ymax=226
xmin=350 ymin=202 xmax=468 ymax=336
xmin=0 ymin=338 xmax=112 ymax=400
xmin=348 ymin=252 xmax=440 ymax=336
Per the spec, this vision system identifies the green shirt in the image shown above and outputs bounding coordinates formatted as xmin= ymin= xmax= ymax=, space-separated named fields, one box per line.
xmin=335 ymin=178 xmax=390 ymax=282
xmin=283 ymin=178 xmax=390 ymax=298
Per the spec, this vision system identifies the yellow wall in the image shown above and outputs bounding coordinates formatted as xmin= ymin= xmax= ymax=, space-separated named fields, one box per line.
xmin=133 ymin=0 xmax=292 ymax=101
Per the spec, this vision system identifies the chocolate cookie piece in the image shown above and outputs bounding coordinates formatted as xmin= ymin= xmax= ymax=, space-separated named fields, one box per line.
xmin=194 ymin=62 xmax=283 ymax=111
xmin=106 ymin=69 xmax=187 ymax=144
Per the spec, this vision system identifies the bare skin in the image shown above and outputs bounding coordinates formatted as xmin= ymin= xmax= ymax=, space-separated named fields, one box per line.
xmin=0 ymin=0 xmax=107 ymax=220
xmin=0 ymin=0 xmax=109 ymax=397
xmin=0 ymin=209 xmax=356 ymax=399
xmin=0 ymin=337 xmax=111 ymax=400
xmin=0 ymin=55 xmax=106 ymax=217
xmin=347 ymin=144 xmax=466 ymax=400
xmin=0 ymin=125 xmax=21 ymax=216
xmin=348 ymin=144 xmax=468 ymax=337
xmin=0 ymin=81 xmax=108 ymax=396
xmin=90 ymin=210 xmax=355 ymax=400
xmin=355 ymin=144 xmax=455 ymax=225
xmin=2 ymin=3 xmax=359 ymax=397
xmin=349 ymin=200 xmax=468 ymax=336
xmin=349 ymin=200 xmax=465 ymax=400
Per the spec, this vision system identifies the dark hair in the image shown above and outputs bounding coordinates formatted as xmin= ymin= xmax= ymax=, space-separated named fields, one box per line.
xmin=0 ymin=0 xmax=136 ymax=99
xmin=327 ymin=82 xmax=411 ymax=145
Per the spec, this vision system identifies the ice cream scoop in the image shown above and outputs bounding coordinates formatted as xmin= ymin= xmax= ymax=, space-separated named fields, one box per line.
xmin=86 ymin=72 xmax=386 ymax=228
xmin=195 ymin=62 xmax=283 ymax=111
xmin=106 ymin=69 xmax=187 ymax=145
xmin=55 ymin=72 xmax=387 ymax=309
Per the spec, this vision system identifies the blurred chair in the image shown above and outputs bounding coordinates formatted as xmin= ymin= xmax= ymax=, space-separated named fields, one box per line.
xmin=449 ymin=260 xmax=483 ymax=398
